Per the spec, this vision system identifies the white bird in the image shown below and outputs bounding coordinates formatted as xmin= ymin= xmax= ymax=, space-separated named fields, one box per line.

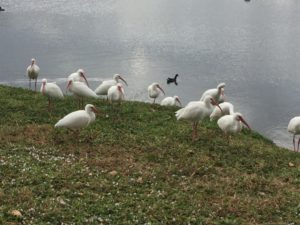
xmin=148 ymin=82 xmax=165 ymax=104
xmin=175 ymin=95 xmax=222 ymax=140
xmin=67 ymin=69 xmax=89 ymax=86
xmin=200 ymin=83 xmax=226 ymax=103
xmin=55 ymin=104 xmax=99 ymax=129
xmin=217 ymin=112 xmax=251 ymax=143
xmin=95 ymin=74 xmax=128 ymax=96
xmin=26 ymin=58 xmax=40 ymax=91
xmin=160 ymin=95 xmax=182 ymax=107
xmin=287 ymin=116 xmax=300 ymax=151
xmin=40 ymin=78 xmax=64 ymax=110
xmin=107 ymin=83 xmax=125 ymax=103
xmin=67 ymin=79 xmax=99 ymax=108
xmin=210 ymin=102 xmax=234 ymax=121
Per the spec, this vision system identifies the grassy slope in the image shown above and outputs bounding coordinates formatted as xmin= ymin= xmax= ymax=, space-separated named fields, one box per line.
xmin=0 ymin=85 xmax=300 ymax=225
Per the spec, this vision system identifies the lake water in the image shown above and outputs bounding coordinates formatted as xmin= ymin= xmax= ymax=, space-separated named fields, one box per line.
xmin=1 ymin=0 xmax=300 ymax=150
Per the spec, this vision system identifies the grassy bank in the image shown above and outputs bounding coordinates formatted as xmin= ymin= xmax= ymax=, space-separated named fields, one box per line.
xmin=0 ymin=85 xmax=300 ymax=224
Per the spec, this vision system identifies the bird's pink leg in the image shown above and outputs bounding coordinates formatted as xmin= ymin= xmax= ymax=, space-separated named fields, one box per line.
xmin=29 ymin=78 xmax=31 ymax=89
xmin=297 ymin=137 xmax=300 ymax=152
xmin=194 ymin=122 xmax=198 ymax=139
xmin=48 ymin=98 xmax=51 ymax=111
xmin=193 ymin=122 xmax=196 ymax=140
xmin=35 ymin=79 xmax=37 ymax=92
xmin=192 ymin=122 xmax=198 ymax=140
xmin=191 ymin=122 xmax=195 ymax=140
xmin=293 ymin=134 xmax=296 ymax=151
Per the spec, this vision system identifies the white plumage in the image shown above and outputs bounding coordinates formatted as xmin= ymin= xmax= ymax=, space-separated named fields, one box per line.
xmin=40 ymin=79 xmax=63 ymax=109
xmin=287 ymin=116 xmax=300 ymax=151
xmin=40 ymin=79 xmax=64 ymax=99
xmin=210 ymin=102 xmax=234 ymax=121
xmin=148 ymin=82 xmax=165 ymax=103
xmin=175 ymin=95 xmax=222 ymax=140
xmin=67 ymin=79 xmax=98 ymax=99
xmin=26 ymin=58 xmax=40 ymax=91
xmin=107 ymin=83 xmax=125 ymax=103
xmin=161 ymin=95 xmax=182 ymax=107
xmin=200 ymin=82 xmax=226 ymax=103
xmin=67 ymin=79 xmax=99 ymax=108
xmin=95 ymin=74 xmax=127 ymax=96
xmin=217 ymin=112 xmax=250 ymax=135
xmin=55 ymin=104 xmax=98 ymax=129
xmin=67 ymin=69 xmax=89 ymax=86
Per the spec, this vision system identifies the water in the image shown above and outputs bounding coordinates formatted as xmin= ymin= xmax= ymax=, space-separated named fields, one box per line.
xmin=1 ymin=0 xmax=300 ymax=150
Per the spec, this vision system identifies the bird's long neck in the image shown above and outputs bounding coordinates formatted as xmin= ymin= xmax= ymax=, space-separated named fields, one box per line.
xmin=229 ymin=105 xmax=234 ymax=115
xmin=42 ymin=83 xmax=46 ymax=95
xmin=204 ymin=100 xmax=212 ymax=108
xmin=85 ymin=108 xmax=95 ymax=118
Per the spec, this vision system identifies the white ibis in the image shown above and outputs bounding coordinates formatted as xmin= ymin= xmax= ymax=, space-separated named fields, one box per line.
xmin=107 ymin=83 xmax=125 ymax=103
xmin=95 ymin=74 xmax=128 ymax=97
xmin=217 ymin=112 xmax=251 ymax=143
xmin=160 ymin=95 xmax=182 ymax=107
xmin=67 ymin=69 xmax=89 ymax=86
xmin=287 ymin=116 xmax=300 ymax=151
xmin=148 ymin=82 xmax=165 ymax=104
xmin=26 ymin=58 xmax=40 ymax=91
xmin=67 ymin=79 xmax=99 ymax=108
xmin=210 ymin=102 xmax=234 ymax=121
xmin=55 ymin=104 xmax=99 ymax=129
xmin=40 ymin=78 xmax=64 ymax=110
xmin=200 ymin=83 xmax=226 ymax=103
xmin=175 ymin=95 xmax=223 ymax=140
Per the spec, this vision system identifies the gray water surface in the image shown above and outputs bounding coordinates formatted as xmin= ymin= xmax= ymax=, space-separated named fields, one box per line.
xmin=1 ymin=0 xmax=300 ymax=149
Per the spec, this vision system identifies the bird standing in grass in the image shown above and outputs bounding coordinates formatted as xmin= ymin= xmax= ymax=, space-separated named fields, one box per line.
xmin=200 ymin=83 xmax=226 ymax=103
xmin=95 ymin=74 xmax=127 ymax=97
xmin=287 ymin=116 xmax=300 ymax=151
xmin=67 ymin=69 xmax=89 ymax=86
xmin=217 ymin=112 xmax=251 ymax=143
xmin=55 ymin=104 xmax=99 ymax=129
xmin=107 ymin=83 xmax=125 ymax=103
xmin=175 ymin=95 xmax=222 ymax=140
xmin=210 ymin=102 xmax=234 ymax=121
xmin=40 ymin=79 xmax=64 ymax=110
xmin=161 ymin=95 xmax=182 ymax=107
xmin=148 ymin=82 xmax=165 ymax=104
xmin=26 ymin=58 xmax=40 ymax=91
xmin=66 ymin=79 xmax=99 ymax=108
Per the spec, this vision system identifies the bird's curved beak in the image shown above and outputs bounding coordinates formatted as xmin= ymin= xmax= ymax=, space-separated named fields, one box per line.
xmin=211 ymin=98 xmax=224 ymax=114
xmin=66 ymin=80 xmax=72 ymax=93
xmin=158 ymin=85 xmax=165 ymax=95
xmin=92 ymin=106 xmax=100 ymax=114
xmin=81 ymin=73 xmax=89 ymax=87
xmin=119 ymin=76 xmax=128 ymax=86
xmin=176 ymin=98 xmax=182 ymax=107
xmin=239 ymin=116 xmax=251 ymax=130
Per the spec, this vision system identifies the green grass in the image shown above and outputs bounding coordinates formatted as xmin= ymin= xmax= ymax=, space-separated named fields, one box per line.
xmin=0 ymin=85 xmax=300 ymax=224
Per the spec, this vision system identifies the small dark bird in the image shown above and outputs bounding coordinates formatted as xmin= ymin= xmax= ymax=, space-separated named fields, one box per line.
xmin=167 ymin=74 xmax=179 ymax=85
xmin=0 ymin=7 xmax=5 ymax=11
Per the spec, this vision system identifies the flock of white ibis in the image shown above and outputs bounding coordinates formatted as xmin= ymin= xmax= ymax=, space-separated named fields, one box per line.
xmin=26 ymin=58 xmax=299 ymax=150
